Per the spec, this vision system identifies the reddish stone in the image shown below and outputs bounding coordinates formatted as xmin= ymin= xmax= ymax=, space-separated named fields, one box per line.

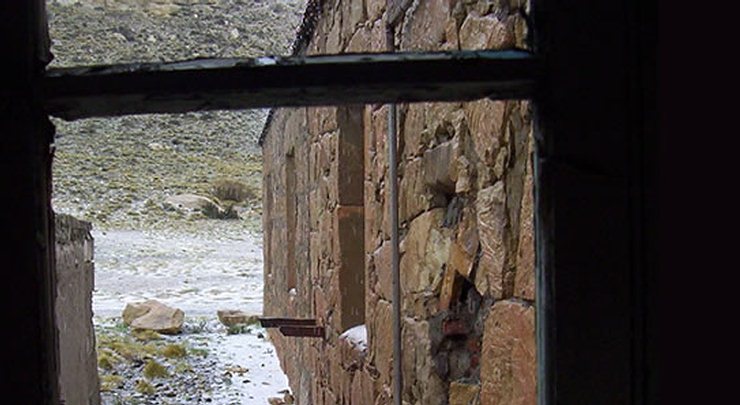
xmin=475 ymin=182 xmax=508 ymax=298
xmin=400 ymin=0 xmax=451 ymax=51
xmin=442 ymin=318 xmax=469 ymax=337
xmin=480 ymin=301 xmax=536 ymax=405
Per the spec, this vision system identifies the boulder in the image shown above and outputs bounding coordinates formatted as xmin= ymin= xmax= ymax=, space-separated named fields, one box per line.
xmin=122 ymin=300 xmax=184 ymax=334
xmin=163 ymin=193 xmax=221 ymax=214
xmin=216 ymin=309 xmax=258 ymax=327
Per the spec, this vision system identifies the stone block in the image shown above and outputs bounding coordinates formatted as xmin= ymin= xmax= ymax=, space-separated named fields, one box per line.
xmin=463 ymin=98 xmax=506 ymax=168
xmin=326 ymin=13 xmax=343 ymax=54
xmin=480 ymin=301 xmax=536 ymax=405
xmin=400 ymin=0 xmax=451 ymax=51
xmin=439 ymin=267 xmax=464 ymax=311
xmin=371 ymin=300 xmax=393 ymax=387
xmin=448 ymin=206 xmax=479 ymax=280
xmin=373 ymin=241 xmax=393 ymax=300
xmin=402 ymin=103 xmax=428 ymax=158
xmin=400 ymin=158 xmax=447 ymax=223
xmin=475 ymin=182 xmax=508 ymax=298
xmin=449 ymin=381 xmax=481 ymax=405
xmin=459 ymin=13 xmax=516 ymax=50
xmin=367 ymin=0 xmax=385 ymax=21
xmin=342 ymin=0 xmax=367 ymax=45
xmin=423 ymin=140 xmax=456 ymax=193
xmin=351 ymin=370 xmax=374 ymax=405
xmin=347 ymin=22 xmax=372 ymax=52
xmin=308 ymin=106 xmax=338 ymax=136
xmin=400 ymin=208 xmax=450 ymax=294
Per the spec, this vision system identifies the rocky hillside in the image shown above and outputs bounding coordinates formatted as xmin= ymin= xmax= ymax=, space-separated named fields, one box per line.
xmin=48 ymin=0 xmax=306 ymax=230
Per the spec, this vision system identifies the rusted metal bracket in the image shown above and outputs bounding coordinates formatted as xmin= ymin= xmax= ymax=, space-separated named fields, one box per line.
xmin=278 ymin=325 xmax=325 ymax=338
xmin=258 ymin=317 xmax=324 ymax=338
xmin=257 ymin=317 xmax=317 ymax=328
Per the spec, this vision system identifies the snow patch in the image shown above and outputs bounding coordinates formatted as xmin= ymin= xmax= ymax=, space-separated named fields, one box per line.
xmin=339 ymin=324 xmax=368 ymax=353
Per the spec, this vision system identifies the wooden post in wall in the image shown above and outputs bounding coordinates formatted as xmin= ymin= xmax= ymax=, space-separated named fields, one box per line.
xmin=0 ymin=0 xmax=60 ymax=403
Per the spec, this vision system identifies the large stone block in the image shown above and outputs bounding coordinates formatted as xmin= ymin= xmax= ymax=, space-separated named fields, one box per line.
xmin=367 ymin=0 xmax=385 ymax=21
xmin=342 ymin=0 xmax=367 ymax=45
xmin=400 ymin=158 xmax=447 ymax=223
xmin=400 ymin=0 xmax=451 ymax=51
xmin=480 ymin=301 xmax=536 ymax=405
xmin=326 ymin=11 xmax=343 ymax=54
xmin=475 ymin=182 xmax=508 ymax=298
xmin=372 ymin=241 xmax=393 ymax=300
xmin=448 ymin=206 xmax=479 ymax=280
xmin=463 ymin=99 xmax=506 ymax=168
xmin=423 ymin=140 xmax=456 ymax=193
xmin=370 ymin=300 xmax=393 ymax=387
xmin=351 ymin=370 xmax=374 ymax=405
xmin=402 ymin=103 xmax=428 ymax=158
xmin=450 ymin=381 xmax=481 ymax=405
xmin=347 ymin=22 xmax=372 ymax=52
xmin=400 ymin=208 xmax=450 ymax=294
xmin=308 ymin=106 xmax=338 ymax=136
xmin=459 ymin=13 xmax=516 ymax=50
xmin=439 ymin=267 xmax=464 ymax=311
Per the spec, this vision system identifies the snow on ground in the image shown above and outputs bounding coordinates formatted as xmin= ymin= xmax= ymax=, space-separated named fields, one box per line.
xmin=92 ymin=228 xmax=264 ymax=318
xmin=91 ymin=226 xmax=290 ymax=404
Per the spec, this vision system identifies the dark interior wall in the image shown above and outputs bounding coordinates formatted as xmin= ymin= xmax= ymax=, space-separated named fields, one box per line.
xmin=1 ymin=1 xmax=60 ymax=403
xmin=531 ymin=0 xmax=657 ymax=403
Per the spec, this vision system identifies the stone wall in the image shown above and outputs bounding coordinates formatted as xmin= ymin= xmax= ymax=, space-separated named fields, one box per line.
xmin=55 ymin=214 xmax=100 ymax=405
xmin=262 ymin=1 xmax=535 ymax=404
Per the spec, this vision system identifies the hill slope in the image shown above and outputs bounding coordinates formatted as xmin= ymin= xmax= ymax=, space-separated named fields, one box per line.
xmin=48 ymin=0 xmax=306 ymax=230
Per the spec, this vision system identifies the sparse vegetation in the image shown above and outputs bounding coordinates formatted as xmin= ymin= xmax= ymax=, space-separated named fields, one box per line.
xmin=161 ymin=344 xmax=187 ymax=359
xmin=135 ymin=379 xmax=156 ymax=395
xmin=226 ymin=324 xmax=252 ymax=335
xmin=143 ymin=360 xmax=169 ymax=379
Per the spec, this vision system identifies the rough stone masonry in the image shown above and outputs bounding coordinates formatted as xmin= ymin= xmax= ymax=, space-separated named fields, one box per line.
xmin=261 ymin=0 xmax=535 ymax=404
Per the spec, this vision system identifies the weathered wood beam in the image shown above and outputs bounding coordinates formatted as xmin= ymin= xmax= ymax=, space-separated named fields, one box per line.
xmin=43 ymin=50 xmax=538 ymax=120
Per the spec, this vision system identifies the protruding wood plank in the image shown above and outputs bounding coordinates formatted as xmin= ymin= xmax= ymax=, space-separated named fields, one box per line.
xmin=43 ymin=50 xmax=538 ymax=120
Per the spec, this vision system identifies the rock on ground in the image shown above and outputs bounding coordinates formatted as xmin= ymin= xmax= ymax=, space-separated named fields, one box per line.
xmin=123 ymin=299 xmax=184 ymax=334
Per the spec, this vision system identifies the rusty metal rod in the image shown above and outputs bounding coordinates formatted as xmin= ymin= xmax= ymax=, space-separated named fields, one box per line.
xmin=386 ymin=23 xmax=403 ymax=405
xmin=258 ymin=317 xmax=318 ymax=328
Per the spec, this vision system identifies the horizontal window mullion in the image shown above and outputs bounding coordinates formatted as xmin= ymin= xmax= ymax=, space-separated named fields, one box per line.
xmin=43 ymin=50 xmax=539 ymax=120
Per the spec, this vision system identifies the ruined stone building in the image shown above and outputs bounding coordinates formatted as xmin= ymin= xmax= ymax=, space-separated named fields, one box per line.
xmin=261 ymin=1 xmax=536 ymax=403
xmin=2 ymin=0 xmax=655 ymax=404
